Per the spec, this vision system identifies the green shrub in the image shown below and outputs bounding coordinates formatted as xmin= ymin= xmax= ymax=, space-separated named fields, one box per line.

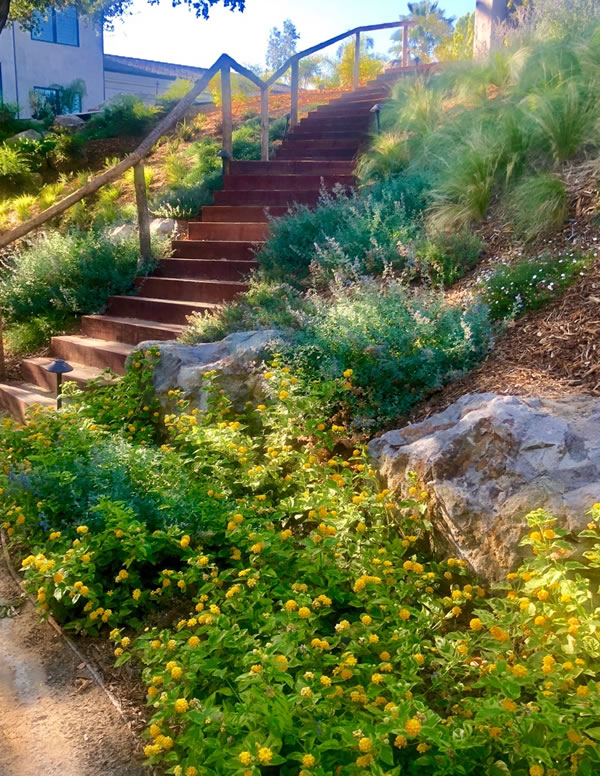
xmin=509 ymin=173 xmax=568 ymax=241
xmin=149 ymin=175 xmax=221 ymax=219
xmin=356 ymin=132 xmax=410 ymax=183
xmin=415 ymin=231 xmax=484 ymax=287
xmin=83 ymin=96 xmax=158 ymax=140
xmin=480 ymin=254 xmax=591 ymax=320
xmin=0 ymin=143 xmax=33 ymax=188
xmin=4 ymin=309 xmax=79 ymax=357
xmin=258 ymin=175 xmax=429 ymax=287
xmin=0 ymin=229 xmax=166 ymax=324
xmin=291 ymin=278 xmax=492 ymax=424
xmin=182 ymin=277 xmax=310 ymax=343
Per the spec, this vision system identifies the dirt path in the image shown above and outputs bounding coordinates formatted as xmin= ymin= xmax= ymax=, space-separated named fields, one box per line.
xmin=0 ymin=551 xmax=144 ymax=776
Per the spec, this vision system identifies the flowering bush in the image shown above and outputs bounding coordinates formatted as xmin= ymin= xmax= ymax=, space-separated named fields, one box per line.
xmin=480 ymin=254 xmax=592 ymax=321
xmin=2 ymin=361 xmax=600 ymax=775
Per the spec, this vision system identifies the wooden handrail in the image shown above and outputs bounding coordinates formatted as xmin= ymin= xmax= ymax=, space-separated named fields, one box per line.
xmin=0 ymin=19 xmax=418 ymax=251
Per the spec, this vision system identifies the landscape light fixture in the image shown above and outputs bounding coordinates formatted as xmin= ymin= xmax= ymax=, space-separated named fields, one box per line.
xmin=217 ymin=149 xmax=233 ymax=176
xmin=44 ymin=359 xmax=73 ymax=409
xmin=370 ymin=104 xmax=382 ymax=134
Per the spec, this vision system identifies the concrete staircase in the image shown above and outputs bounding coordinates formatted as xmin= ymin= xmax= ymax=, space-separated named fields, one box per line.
xmin=0 ymin=76 xmax=400 ymax=419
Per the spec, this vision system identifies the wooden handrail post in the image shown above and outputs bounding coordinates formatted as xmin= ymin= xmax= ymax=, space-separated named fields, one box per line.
xmin=0 ymin=311 xmax=5 ymax=382
xmin=353 ymin=31 xmax=361 ymax=90
xmin=290 ymin=59 xmax=299 ymax=128
xmin=221 ymin=63 xmax=233 ymax=156
xmin=260 ymin=86 xmax=269 ymax=161
xmin=133 ymin=162 xmax=152 ymax=263
xmin=402 ymin=24 xmax=409 ymax=67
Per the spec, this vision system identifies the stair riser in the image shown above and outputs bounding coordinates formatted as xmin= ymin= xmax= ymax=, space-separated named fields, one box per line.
xmin=51 ymin=337 xmax=128 ymax=375
xmin=172 ymin=240 xmax=259 ymax=260
xmin=288 ymin=131 xmax=364 ymax=140
xmin=81 ymin=316 xmax=181 ymax=344
xmin=135 ymin=277 xmax=247 ymax=304
xmin=214 ymin=190 xmax=319 ymax=206
xmin=187 ymin=221 xmax=268 ymax=240
xmin=108 ymin=297 xmax=212 ymax=326
xmin=201 ymin=205 xmax=288 ymax=222
xmin=229 ymin=161 xmax=354 ymax=175
xmin=223 ymin=175 xmax=354 ymax=191
xmin=21 ymin=361 xmax=89 ymax=393
xmin=280 ymin=141 xmax=361 ymax=152
xmin=157 ymin=259 xmax=258 ymax=281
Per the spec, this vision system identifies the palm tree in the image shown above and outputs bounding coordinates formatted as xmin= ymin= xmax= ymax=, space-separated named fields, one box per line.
xmin=390 ymin=1 xmax=455 ymax=63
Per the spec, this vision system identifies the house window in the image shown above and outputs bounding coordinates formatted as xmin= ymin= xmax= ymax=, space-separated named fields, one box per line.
xmin=31 ymin=8 xmax=79 ymax=46
xmin=33 ymin=86 xmax=62 ymax=114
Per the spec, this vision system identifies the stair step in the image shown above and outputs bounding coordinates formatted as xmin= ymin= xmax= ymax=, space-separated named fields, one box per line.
xmin=51 ymin=335 xmax=134 ymax=374
xmin=201 ymin=205 xmax=288 ymax=222
xmin=229 ymin=160 xmax=355 ymax=175
xmin=21 ymin=357 xmax=108 ymax=393
xmin=276 ymin=149 xmax=357 ymax=160
xmin=0 ymin=382 xmax=55 ymax=420
xmin=108 ymin=296 xmax=218 ymax=326
xmin=187 ymin=221 xmax=268 ymax=240
xmin=213 ymin=189 xmax=320 ymax=206
xmin=156 ymin=258 xmax=259 ymax=281
xmin=135 ymin=276 xmax=247 ymax=304
xmin=81 ymin=315 xmax=185 ymax=344
xmin=172 ymin=239 xmax=259 ymax=260
xmin=280 ymin=140 xmax=361 ymax=151
xmin=223 ymin=174 xmax=354 ymax=190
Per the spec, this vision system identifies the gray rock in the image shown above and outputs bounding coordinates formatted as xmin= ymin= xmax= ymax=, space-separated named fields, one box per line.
xmin=369 ymin=393 xmax=600 ymax=580
xmin=52 ymin=114 xmax=85 ymax=131
xmin=5 ymin=129 xmax=43 ymax=144
xmin=106 ymin=224 xmax=136 ymax=243
xmin=136 ymin=330 xmax=284 ymax=411
xmin=149 ymin=218 xmax=177 ymax=236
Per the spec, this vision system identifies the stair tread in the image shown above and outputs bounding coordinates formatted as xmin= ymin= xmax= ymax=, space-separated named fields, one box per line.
xmin=52 ymin=335 xmax=135 ymax=355
xmin=0 ymin=382 xmax=55 ymax=403
xmin=23 ymin=356 xmax=108 ymax=382
xmin=82 ymin=315 xmax=186 ymax=333
xmin=142 ymin=276 xmax=247 ymax=286
xmin=110 ymin=295 xmax=221 ymax=309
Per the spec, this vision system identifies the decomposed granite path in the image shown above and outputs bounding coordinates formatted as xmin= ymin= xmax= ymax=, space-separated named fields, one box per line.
xmin=0 ymin=550 xmax=144 ymax=776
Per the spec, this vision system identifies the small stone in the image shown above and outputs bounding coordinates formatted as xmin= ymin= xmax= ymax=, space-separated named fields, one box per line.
xmin=5 ymin=129 xmax=43 ymax=144
xmin=52 ymin=114 xmax=85 ymax=131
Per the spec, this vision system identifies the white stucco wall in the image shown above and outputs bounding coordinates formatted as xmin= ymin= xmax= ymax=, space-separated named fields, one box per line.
xmin=0 ymin=16 xmax=104 ymax=118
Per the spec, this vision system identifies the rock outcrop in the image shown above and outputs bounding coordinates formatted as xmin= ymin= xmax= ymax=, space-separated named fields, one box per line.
xmin=369 ymin=393 xmax=600 ymax=580
xmin=6 ymin=129 xmax=43 ymax=143
xmin=138 ymin=330 xmax=283 ymax=410
xmin=52 ymin=114 xmax=85 ymax=131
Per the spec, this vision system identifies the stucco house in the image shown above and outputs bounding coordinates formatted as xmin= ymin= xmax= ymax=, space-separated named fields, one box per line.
xmin=0 ymin=11 xmax=287 ymax=120
xmin=0 ymin=9 xmax=105 ymax=118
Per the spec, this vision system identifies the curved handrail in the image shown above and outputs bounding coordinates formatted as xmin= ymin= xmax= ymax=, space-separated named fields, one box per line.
xmin=0 ymin=19 xmax=416 ymax=251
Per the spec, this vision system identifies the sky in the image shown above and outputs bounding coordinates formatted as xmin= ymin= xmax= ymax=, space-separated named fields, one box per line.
xmin=104 ymin=0 xmax=475 ymax=70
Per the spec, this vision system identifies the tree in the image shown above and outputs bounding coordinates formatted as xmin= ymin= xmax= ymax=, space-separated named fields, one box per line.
xmin=298 ymin=55 xmax=328 ymax=88
xmin=434 ymin=11 xmax=474 ymax=61
xmin=266 ymin=18 xmax=300 ymax=73
xmin=335 ymin=38 xmax=386 ymax=88
xmin=390 ymin=1 xmax=454 ymax=63
xmin=0 ymin=0 xmax=245 ymax=40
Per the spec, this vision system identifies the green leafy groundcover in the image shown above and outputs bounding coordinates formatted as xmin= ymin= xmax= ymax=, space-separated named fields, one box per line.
xmin=1 ymin=353 xmax=600 ymax=776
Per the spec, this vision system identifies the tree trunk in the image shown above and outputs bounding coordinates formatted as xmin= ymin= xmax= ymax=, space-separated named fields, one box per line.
xmin=0 ymin=0 xmax=10 ymax=37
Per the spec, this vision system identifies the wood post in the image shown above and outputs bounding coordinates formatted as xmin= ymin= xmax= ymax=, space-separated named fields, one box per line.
xmin=290 ymin=59 xmax=299 ymax=128
xmin=260 ymin=86 xmax=269 ymax=161
xmin=133 ymin=162 xmax=152 ymax=263
xmin=221 ymin=63 xmax=233 ymax=156
xmin=353 ymin=31 xmax=361 ymax=90
xmin=0 ymin=311 xmax=5 ymax=382
xmin=402 ymin=24 xmax=409 ymax=67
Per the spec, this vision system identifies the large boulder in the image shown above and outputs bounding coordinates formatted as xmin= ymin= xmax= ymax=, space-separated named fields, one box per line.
xmin=369 ymin=393 xmax=600 ymax=581
xmin=149 ymin=218 xmax=177 ymax=236
xmin=137 ymin=331 xmax=283 ymax=410
xmin=5 ymin=129 xmax=43 ymax=144
xmin=106 ymin=224 xmax=136 ymax=243
xmin=52 ymin=114 xmax=85 ymax=131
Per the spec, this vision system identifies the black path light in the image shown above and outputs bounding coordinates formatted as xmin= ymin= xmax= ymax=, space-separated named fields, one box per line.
xmin=44 ymin=359 xmax=73 ymax=409
xmin=370 ymin=103 xmax=382 ymax=134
